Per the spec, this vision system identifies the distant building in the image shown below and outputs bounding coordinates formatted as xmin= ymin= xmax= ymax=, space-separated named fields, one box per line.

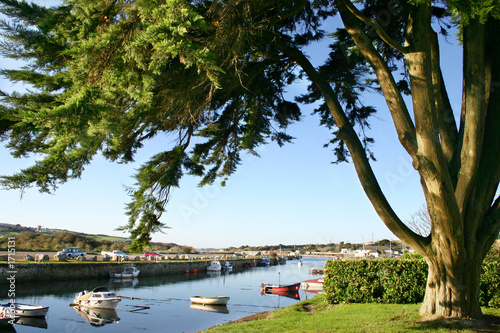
xmin=241 ymin=251 xmax=261 ymax=257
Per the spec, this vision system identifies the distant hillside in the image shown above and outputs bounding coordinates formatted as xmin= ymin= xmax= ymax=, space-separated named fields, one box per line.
xmin=0 ymin=223 xmax=182 ymax=252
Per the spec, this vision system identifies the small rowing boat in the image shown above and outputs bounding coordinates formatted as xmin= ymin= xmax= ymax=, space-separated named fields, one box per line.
xmin=260 ymin=282 xmax=301 ymax=293
xmin=0 ymin=303 xmax=49 ymax=317
xmin=189 ymin=296 xmax=230 ymax=305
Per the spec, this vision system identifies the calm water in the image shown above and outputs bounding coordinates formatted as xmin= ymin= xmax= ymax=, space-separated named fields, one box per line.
xmin=4 ymin=257 xmax=330 ymax=333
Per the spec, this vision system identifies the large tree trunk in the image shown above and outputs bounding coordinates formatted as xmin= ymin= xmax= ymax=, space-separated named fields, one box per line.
xmin=332 ymin=1 xmax=500 ymax=319
xmin=420 ymin=247 xmax=482 ymax=318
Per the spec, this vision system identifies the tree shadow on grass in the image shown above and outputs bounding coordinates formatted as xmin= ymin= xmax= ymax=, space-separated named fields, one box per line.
xmin=412 ymin=315 xmax=500 ymax=332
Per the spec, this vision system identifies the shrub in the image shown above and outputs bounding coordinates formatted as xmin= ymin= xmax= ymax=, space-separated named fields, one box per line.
xmin=378 ymin=259 xmax=427 ymax=304
xmin=325 ymin=258 xmax=499 ymax=307
xmin=479 ymin=261 xmax=500 ymax=308
xmin=324 ymin=259 xmax=383 ymax=304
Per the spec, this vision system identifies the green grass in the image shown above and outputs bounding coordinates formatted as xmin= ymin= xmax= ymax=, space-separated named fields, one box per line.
xmin=204 ymin=294 xmax=500 ymax=333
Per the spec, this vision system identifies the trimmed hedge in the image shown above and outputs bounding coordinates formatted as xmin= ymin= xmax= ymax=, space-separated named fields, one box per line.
xmin=324 ymin=259 xmax=500 ymax=307
xmin=479 ymin=261 xmax=500 ymax=308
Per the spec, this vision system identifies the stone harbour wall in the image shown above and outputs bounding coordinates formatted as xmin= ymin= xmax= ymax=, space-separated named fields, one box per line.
xmin=0 ymin=259 xmax=256 ymax=283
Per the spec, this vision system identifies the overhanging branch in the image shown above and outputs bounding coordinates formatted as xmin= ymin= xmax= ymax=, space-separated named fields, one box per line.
xmin=339 ymin=0 xmax=409 ymax=54
xmin=274 ymin=39 xmax=429 ymax=253
xmin=336 ymin=0 xmax=417 ymax=158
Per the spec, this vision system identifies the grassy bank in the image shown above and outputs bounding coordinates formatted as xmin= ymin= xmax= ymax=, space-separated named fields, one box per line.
xmin=203 ymin=294 xmax=500 ymax=333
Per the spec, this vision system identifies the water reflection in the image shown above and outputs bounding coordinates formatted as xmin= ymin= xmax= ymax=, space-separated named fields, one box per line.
xmin=260 ymin=290 xmax=300 ymax=300
xmin=190 ymin=304 xmax=229 ymax=314
xmin=7 ymin=257 xmax=331 ymax=333
xmin=72 ymin=306 xmax=120 ymax=327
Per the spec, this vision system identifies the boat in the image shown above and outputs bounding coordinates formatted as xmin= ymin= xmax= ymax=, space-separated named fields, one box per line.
xmin=0 ymin=303 xmax=49 ymax=317
xmin=206 ymin=260 xmax=222 ymax=271
xmin=73 ymin=286 xmax=121 ymax=309
xmin=261 ymin=289 xmax=300 ymax=300
xmin=260 ymin=282 xmax=301 ymax=293
xmin=259 ymin=258 xmax=270 ymax=266
xmin=301 ymin=277 xmax=324 ymax=291
xmin=223 ymin=261 xmax=233 ymax=271
xmin=189 ymin=296 xmax=230 ymax=305
xmin=310 ymin=268 xmax=324 ymax=275
xmin=109 ymin=265 xmax=140 ymax=278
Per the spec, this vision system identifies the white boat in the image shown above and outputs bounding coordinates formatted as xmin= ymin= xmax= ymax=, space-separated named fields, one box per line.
xmin=0 ymin=303 xmax=49 ymax=317
xmin=110 ymin=265 xmax=140 ymax=278
xmin=206 ymin=260 xmax=222 ymax=271
xmin=73 ymin=286 xmax=121 ymax=309
xmin=189 ymin=296 xmax=230 ymax=305
xmin=223 ymin=261 xmax=233 ymax=270
xmin=301 ymin=277 xmax=324 ymax=291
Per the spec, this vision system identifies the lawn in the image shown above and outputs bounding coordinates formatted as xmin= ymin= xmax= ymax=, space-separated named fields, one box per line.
xmin=204 ymin=294 xmax=500 ymax=333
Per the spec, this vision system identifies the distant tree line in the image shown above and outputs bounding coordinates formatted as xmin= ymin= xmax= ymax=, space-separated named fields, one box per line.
xmin=223 ymin=239 xmax=402 ymax=253
xmin=0 ymin=230 xmax=178 ymax=253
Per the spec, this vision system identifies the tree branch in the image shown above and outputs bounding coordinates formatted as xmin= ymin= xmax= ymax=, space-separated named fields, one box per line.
xmin=273 ymin=39 xmax=428 ymax=253
xmin=428 ymin=30 xmax=458 ymax=166
xmin=336 ymin=0 xmax=417 ymax=158
xmin=338 ymin=0 xmax=409 ymax=54
xmin=455 ymin=20 xmax=487 ymax=216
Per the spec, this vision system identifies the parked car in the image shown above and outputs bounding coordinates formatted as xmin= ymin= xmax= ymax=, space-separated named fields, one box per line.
xmin=57 ymin=247 xmax=86 ymax=259
xmin=100 ymin=250 xmax=130 ymax=260
xmin=144 ymin=251 xmax=165 ymax=259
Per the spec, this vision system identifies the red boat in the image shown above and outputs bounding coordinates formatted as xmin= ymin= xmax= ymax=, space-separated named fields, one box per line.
xmin=261 ymin=289 xmax=300 ymax=299
xmin=259 ymin=282 xmax=301 ymax=293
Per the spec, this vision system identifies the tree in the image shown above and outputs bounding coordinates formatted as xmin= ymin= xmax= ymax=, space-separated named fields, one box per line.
xmin=0 ymin=0 xmax=499 ymax=319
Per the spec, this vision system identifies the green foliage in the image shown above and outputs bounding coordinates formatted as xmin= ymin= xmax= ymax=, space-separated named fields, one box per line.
xmin=324 ymin=258 xmax=500 ymax=307
xmin=378 ymin=259 xmax=427 ymax=304
xmin=0 ymin=230 xmax=126 ymax=252
xmin=479 ymin=262 xmax=500 ymax=308
xmin=324 ymin=259 xmax=384 ymax=303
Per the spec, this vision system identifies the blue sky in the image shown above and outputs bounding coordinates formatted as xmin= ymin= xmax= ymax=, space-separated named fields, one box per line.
xmin=0 ymin=2 xmax=464 ymax=249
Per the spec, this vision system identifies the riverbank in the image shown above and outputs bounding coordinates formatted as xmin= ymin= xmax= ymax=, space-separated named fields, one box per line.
xmin=0 ymin=259 xmax=256 ymax=283
xmin=202 ymin=294 xmax=500 ymax=333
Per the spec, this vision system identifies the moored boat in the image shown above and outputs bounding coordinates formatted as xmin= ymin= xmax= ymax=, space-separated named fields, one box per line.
xmin=206 ymin=260 xmax=222 ymax=271
xmin=261 ymin=289 xmax=300 ymax=299
xmin=110 ymin=265 xmax=140 ymax=278
xmin=189 ymin=296 xmax=230 ymax=305
xmin=301 ymin=278 xmax=324 ymax=291
xmin=223 ymin=261 xmax=233 ymax=271
xmin=0 ymin=303 xmax=49 ymax=317
xmin=259 ymin=258 xmax=271 ymax=266
xmin=310 ymin=268 xmax=324 ymax=275
xmin=73 ymin=286 xmax=121 ymax=309
xmin=259 ymin=282 xmax=301 ymax=293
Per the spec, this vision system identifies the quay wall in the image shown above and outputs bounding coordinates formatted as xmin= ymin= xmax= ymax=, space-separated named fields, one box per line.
xmin=0 ymin=259 xmax=255 ymax=283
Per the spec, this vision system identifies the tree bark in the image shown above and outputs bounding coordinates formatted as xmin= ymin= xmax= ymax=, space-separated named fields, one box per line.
xmin=421 ymin=250 xmax=482 ymax=318
xmin=334 ymin=0 xmax=500 ymax=319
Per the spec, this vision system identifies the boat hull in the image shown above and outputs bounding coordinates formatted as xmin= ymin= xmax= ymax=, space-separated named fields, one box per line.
xmin=109 ymin=266 xmax=140 ymax=278
xmin=189 ymin=296 xmax=230 ymax=305
xmin=260 ymin=282 xmax=300 ymax=292
xmin=0 ymin=303 xmax=49 ymax=317
xmin=109 ymin=272 xmax=139 ymax=278
xmin=73 ymin=299 xmax=120 ymax=309
xmin=301 ymin=278 xmax=324 ymax=291
xmin=73 ymin=287 xmax=121 ymax=309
